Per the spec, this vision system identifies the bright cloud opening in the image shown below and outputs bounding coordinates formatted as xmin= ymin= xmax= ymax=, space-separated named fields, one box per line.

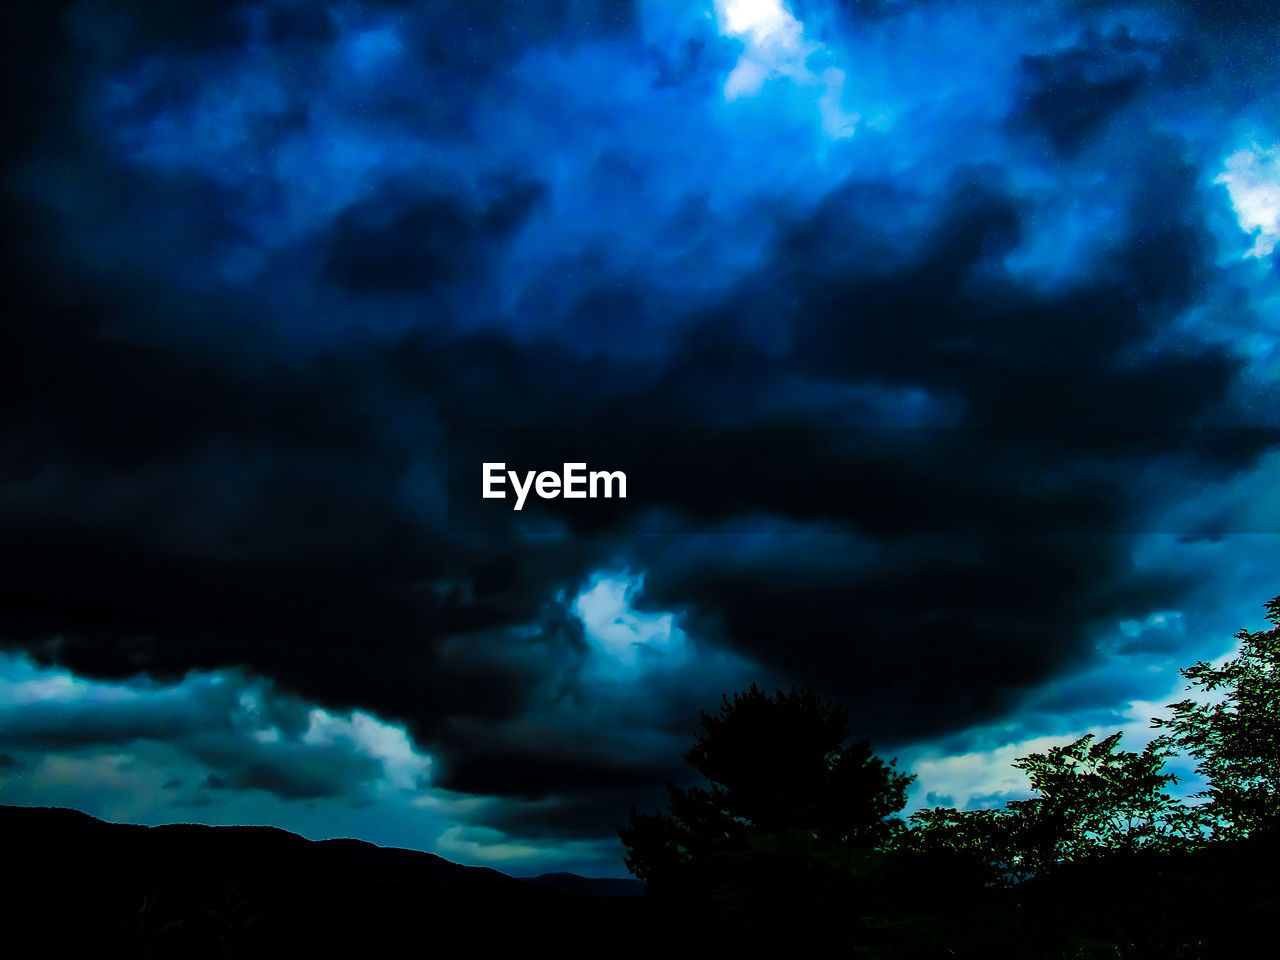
xmin=719 ymin=0 xmax=802 ymax=47
xmin=1217 ymin=144 xmax=1280 ymax=258
xmin=573 ymin=571 xmax=688 ymax=673
xmin=713 ymin=0 xmax=858 ymax=137
xmin=302 ymin=708 xmax=432 ymax=792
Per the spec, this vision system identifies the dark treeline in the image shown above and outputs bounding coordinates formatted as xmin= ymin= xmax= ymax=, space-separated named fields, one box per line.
xmin=618 ymin=593 xmax=1280 ymax=957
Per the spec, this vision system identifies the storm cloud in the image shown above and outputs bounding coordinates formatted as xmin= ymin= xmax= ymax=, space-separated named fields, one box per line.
xmin=2 ymin=0 xmax=1278 ymax=871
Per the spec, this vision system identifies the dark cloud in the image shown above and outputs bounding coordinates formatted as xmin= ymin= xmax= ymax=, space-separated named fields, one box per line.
xmin=0 ymin=677 xmax=234 ymax=750
xmin=485 ymin=787 xmax=671 ymax=840
xmin=433 ymin=720 xmax=683 ymax=801
xmin=2 ymin=0 xmax=1278 ymax=857
xmin=321 ymin=178 xmax=545 ymax=296
xmin=0 ymin=144 xmax=1262 ymax=780
xmin=1010 ymin=28 xmax=1153 ymax=155
xmin=188 ymin=736 xmax=385 ymax=800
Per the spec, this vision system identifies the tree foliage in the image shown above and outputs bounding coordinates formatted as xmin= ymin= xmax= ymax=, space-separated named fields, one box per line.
xmin=1154 ymin=594 xmax=1280 ymax=840
xmin=614 ymin=593 xmax=1280 ymax=954
xmin=622 ymin=596 xmax=1280 ymax=897
xmin=618 ymin=684 xmax=913 ymax=898
xmin=1005 ymin=732 xmax=1202 ymax=870
xmin=904 ymin=732 xmax=1201 ymax=884
xmin=900 ymin=806 xmax=1023 ymax=885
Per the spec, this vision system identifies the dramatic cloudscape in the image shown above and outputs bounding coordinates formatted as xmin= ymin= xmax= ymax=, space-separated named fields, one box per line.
xmin=2 ymin=0 xmax=1278 ymax=876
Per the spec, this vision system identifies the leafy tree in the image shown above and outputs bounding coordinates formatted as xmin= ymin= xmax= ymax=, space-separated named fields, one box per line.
xmin=901 ymin=805 xmax=1023 ymax=886
xmin=1004 ymin=732 xmax=1201 ymax=874
xmin=618 ymin=684 xmax=914 ymax=898
xmin=905 ymin=732 xmax=1199 ymax=884
xmin=1154 ymin=593 xmax=1280 ymax=840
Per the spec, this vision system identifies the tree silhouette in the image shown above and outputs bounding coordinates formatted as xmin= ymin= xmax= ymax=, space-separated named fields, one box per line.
xmin=901 ymin=805 xmax=1023 ymax=886
xmin=1005 ymin=732 xmax=1201 ymax=873
xmin=905 ymin=732 xmax=1199 ymax=884
xmin=612 ymin=594 xmax=1280 ymax=953
xmin=1154 ymin=593 xmax=1280 ymax=840
xmin=618 ymin=684 xmax=913 ymax=900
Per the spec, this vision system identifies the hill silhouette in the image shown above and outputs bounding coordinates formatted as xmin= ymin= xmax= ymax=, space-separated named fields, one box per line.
xmin=0 ymin=805 xmax=661 ymax=958
xmin=523 ymin=872 xmax=644 ymax=897
xmin=4 ymin=804 xmax=525 ymax=895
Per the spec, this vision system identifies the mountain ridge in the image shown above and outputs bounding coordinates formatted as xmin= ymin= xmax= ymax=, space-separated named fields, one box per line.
xmin=2 ymin=802 xmax=639 ymax=891
xmin=0 ymin=803 xmax=657 ymax=957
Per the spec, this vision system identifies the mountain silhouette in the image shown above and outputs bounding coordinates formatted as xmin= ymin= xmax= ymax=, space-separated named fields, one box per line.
xmin=523 ymin=872 xmax=644 ymax=897
xmin=0 ymin=804 xmax=662 ymax=958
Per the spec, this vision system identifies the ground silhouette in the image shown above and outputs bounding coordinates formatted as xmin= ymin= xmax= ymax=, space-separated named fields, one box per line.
xmin=0 ymin=805 xmax=662 ymax=958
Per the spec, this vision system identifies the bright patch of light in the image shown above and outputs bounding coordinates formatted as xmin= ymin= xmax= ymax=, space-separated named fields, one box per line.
xmin=713 ymin=0 xmax=858 ymax=138
xmin=303 ymin=709 xmax=432 ymax=791
xmin=572 ymin=571 xmax=688 ymax=672
xmin=1217 ymin=144 xmax=1280 ymax=258
xmin=719 ymin=0 xmax=801 ymax=46
xmin=0 ymin=655 xmax=143 ymax=706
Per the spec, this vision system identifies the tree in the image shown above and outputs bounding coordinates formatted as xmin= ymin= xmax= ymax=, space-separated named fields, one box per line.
xmin=1153 ymin=593 xmax=1280 ymax=840
xmin=618 ymin=684 xmax=914 ymax=899
xmin=1005 ymin=732 xmax=1201 ymax=874
xmin=904 ymin=732 xmax=1200 ymax=884
xmin=901 ymin=805 xmax=1023 ymax=886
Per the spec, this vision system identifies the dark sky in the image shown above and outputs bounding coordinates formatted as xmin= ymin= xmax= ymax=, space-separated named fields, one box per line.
xmin=2 ymin=0 xmax=1278 ymax=876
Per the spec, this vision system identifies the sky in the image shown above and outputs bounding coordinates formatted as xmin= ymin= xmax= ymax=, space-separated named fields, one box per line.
xmin=2 ymin=0 xmax=1279 ymax=878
